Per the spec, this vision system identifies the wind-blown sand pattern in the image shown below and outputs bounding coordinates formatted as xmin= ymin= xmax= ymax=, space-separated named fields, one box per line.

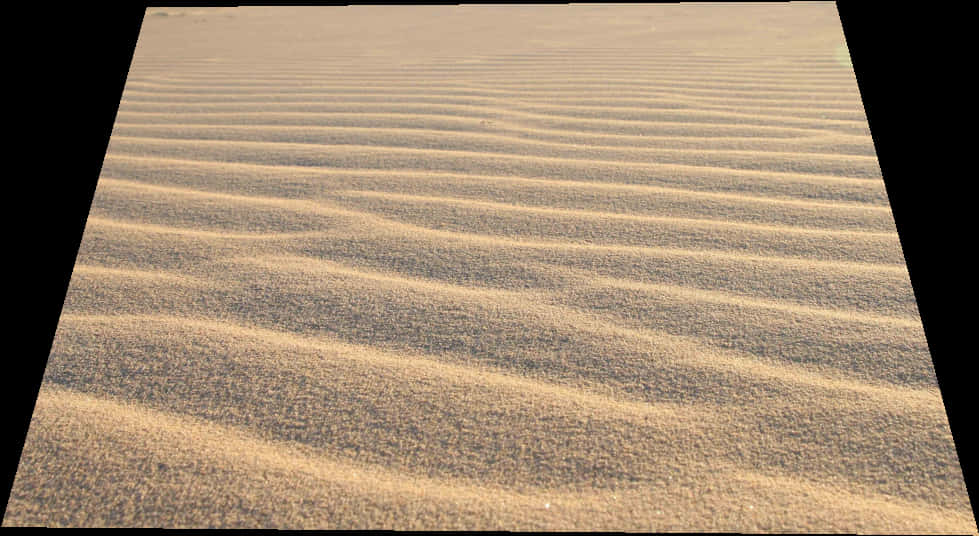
xmin=5 ymin=4 xmax=975 ymax=532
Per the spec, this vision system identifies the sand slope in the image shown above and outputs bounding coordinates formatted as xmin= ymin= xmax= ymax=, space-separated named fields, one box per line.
xmin=5 ymin=4 xmax=974 ymax=532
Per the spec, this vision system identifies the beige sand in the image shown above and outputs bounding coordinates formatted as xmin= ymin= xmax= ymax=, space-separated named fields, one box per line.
xmin=5 ymin=4 xmax=974 ymax=531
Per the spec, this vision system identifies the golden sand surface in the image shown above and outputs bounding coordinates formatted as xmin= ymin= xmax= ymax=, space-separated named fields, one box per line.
xmin=5 ymin=4 xmax=974 ymax=531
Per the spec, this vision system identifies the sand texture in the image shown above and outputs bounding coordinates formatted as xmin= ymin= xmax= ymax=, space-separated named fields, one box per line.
xmin=5 ymin=4 xmax=975 ymax=532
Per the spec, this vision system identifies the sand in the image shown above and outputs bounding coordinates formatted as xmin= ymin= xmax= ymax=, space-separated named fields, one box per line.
xmin=4 ymin=4 xmax=975 ymax=531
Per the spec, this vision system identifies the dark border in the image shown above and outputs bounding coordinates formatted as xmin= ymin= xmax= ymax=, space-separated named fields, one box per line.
xmin=3 ymin=4 xmax=147 ymax=520
xmin=838 ymin=1 xmax=975 ymax=523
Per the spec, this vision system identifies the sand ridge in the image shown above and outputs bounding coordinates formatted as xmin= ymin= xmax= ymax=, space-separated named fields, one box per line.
xmin=6 ymin=4 xmax=974 ymax=532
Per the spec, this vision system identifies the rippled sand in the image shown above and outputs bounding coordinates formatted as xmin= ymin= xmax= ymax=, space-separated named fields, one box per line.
xmin=5 ymin=4 xmax=974 ymax=531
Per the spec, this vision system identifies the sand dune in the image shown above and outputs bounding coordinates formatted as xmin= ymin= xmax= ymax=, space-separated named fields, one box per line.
xmin=105 ymin=136 xmax=889 ymax=204
xmin=109 ymin=123 xmax=882 ymax=177
xmin=101 ymin=155 xmax=892 ymax=225
xmin=115 ymin=100 xmax=870 ymax=136
xmin=14 ymin=387 xmax=971 ymax=531
xmin=6 ymin=4 xmax=974 ymax=532
xmin=122 ymin=86 xmax=871 ymax=113
xmin=113 ymin=117 xmax=880 ymax=156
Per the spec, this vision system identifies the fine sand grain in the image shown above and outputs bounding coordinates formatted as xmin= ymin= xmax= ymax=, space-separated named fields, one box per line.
xmin=5 ymin=4 xmax=975 ymax=532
